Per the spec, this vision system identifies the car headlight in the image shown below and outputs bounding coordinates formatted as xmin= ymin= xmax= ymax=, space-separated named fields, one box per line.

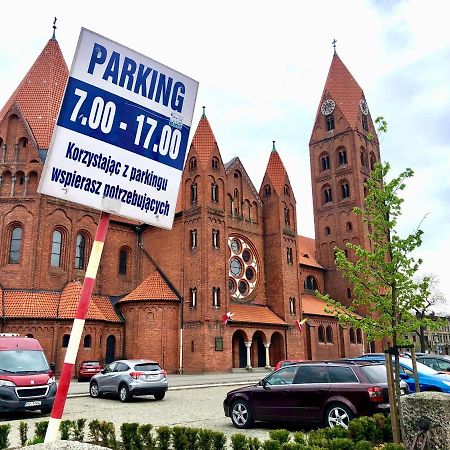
xmin=441 ymin=381 xmax=450 ymax=387
xmin=47 ymin=376 xmax=56 ymax=385
xmin=0 ymin=379 xmax=16 ymax=387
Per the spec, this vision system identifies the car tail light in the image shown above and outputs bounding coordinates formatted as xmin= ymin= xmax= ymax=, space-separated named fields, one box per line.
xmin=129 ymin=371 xmax=144 ymax=379
xmin=367 ymin=386 xmax=384 ymax=402
xmin=159 ymin=370 xmax=167 ymax=377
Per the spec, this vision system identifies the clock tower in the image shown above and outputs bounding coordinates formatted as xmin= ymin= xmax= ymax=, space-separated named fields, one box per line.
xmin=309 ymin=51 xmax=381 ymax=309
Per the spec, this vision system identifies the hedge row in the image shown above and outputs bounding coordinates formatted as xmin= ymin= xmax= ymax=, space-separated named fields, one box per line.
xmin=0 ymin=414 xmax=404 ymax=449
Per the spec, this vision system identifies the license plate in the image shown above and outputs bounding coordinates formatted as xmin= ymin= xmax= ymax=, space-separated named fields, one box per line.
xmin=24 ymin=401 xmax=42 ymax=407
xmin=146 ymin=375 xmax=158 ymax=380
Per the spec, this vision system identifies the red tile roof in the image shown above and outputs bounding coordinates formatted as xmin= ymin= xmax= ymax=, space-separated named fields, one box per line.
xmin=190 ymin=116 xmax=219 ymax=169
xmin=2 ymin=282 xmax=120 ymax=322
xmin=229 ymin=304 xmax=286 ymax=326
xmin=297 ymin=235 xmax=323 ymax=269
xmin=264 ymin=149 xmax=288 ymax=195
xmin=0 ymin=39 xmax=69 ymax=149
xmin=321 ymin=53 xmax=364 ymax=129
xmin=302 ymin=294 xmax=362 ymax=319
xmin=118 ymin=270 xmax=179 ymax=303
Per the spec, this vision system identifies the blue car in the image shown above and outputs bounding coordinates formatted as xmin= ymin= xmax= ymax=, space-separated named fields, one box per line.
xmin=352 ymin=356 xmax=450 ymax=393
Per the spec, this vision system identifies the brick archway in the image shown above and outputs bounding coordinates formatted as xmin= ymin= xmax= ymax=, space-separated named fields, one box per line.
xmin=232 ymin=330 xmax=248 ymax=368
xmin=269 ymin=331 xmax=285 ymax=366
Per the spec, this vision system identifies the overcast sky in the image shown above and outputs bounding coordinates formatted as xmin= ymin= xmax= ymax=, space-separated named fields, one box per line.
xmin=1 ymin=0 xmax=449 ymax=313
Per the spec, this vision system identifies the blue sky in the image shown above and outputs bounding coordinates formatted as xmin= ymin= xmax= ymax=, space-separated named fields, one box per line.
xmin=1 ymin=0 xmax=449 ymax=312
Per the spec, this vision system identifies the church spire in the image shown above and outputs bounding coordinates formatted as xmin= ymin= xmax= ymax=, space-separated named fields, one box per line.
xmin=52 ymin=17 xmax=57 ymax=41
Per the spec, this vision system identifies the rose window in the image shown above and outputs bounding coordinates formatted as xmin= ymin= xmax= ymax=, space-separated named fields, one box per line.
xmin=228 ymin=236 xmax=258 ymax=300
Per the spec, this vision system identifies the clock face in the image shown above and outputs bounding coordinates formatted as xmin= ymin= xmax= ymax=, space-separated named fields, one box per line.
xmin=321 ymin=99 xmax=335 ymax=116
xmin=360 ymin=99 xmax=369 ymax=115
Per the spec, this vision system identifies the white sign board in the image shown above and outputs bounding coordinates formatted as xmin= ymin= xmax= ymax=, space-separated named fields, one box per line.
xmin=38 ymin=28 xmax=198 ymax=229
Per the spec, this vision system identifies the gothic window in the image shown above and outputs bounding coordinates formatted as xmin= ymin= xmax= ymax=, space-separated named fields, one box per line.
xmin=190 ymin=288 xmax=197 ymax=308
xmin=212 ymin=287 xmax=220 ymax=308
xmin=349 ymin=328 xmax=356 ymax=344
xmin=286 ymin=247 xmax=293 ymax=265
xmin=83 ymin=334 xmax=92 ymax=348
xmin=75 ymin=234 xmax=86 ymax=269
xmin=304 ymin=275 xmax=317 ymax=291
xmin=190 ymin=183 xmax=198 ymax=203
xmin=234 ymin=188 xmax=239 ymax=198
xmin=321 ymin=154 xmax=330 ymax=171
xmin=323 ymin=186 xmax=333 ymax=204
xmin=264 ymin=185 xmax=271 ymax=197
xmin=189 ymin=157 xmax=197 ymax=171
xmin=341 ymin=182 xmax=350 ymax=199
xmin=326 ymin=326 xmax=333 ymax=343
xmin=284 ymin=185 xmax=290 ymax=196
xmin=362 ymin=115 xmax=368 ymax=131
xmin=211 ymin=183 xmax=218 ymax=202
xmin=360 ymin=148 xmax=367 ymax=167
xmin=326 ymin=115 xmax=335 ymax=131
xmin=119 ymin=247 xmax=129 ymax=275
xmin=289 ymin=297 xmax=296 ymax=315
xmin=346 ymin=222 xmax=352 ymax=232
xmin=318 ymin=325 xmax=325 ymax=343
xmin=212 ymin=229 xmax=219 ymax=249
xmin=356 ymin=328 xmax=362 ymax=344
xmin=190 ymin=229 xmax=197 ymax=249
xmin=324 ymin=226 xmax=331 ymax=236
xmin=284 ymin=207 xmax=290 ymax=225
xmin=18 ymin=137 xmax=28 ymax=148
xmin=212 ymin=157 xmax=219 ymax=170
xmin=338 ymin=148 xmax=347 ymax=166
xmin=8 ymin=226 xmax=23 ymax=264
xmin=51 ymin=230 xmax=63 ymax=267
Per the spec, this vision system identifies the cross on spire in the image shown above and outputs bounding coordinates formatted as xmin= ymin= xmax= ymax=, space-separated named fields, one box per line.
xmin=332 ymin=38 xmax=337 ymax=54
xmin=52 ymin=17 xmax=57 ymax=40
xmin=202 ymin=106 xmax=206 ymax=119
xmin=272 ymin=140 xmax=276 ymax=152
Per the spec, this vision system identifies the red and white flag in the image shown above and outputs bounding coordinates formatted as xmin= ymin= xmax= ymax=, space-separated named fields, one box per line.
xmin=222 ymin=311 xmax=234 ymax=325
xmin=295 ymin=318 xmax=308 ymax=332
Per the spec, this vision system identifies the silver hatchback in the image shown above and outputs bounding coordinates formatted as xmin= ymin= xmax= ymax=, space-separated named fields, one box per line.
xmin=89 ymin=359 xmax=168 ymax=402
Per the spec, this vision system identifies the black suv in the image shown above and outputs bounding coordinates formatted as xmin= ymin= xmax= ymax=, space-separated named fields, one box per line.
xmin=224 ymin=360 xmax=409 ymax=429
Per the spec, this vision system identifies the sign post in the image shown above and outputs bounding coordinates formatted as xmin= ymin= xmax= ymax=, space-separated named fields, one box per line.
xmin=39 ymin=28 xmax=198 ymax=441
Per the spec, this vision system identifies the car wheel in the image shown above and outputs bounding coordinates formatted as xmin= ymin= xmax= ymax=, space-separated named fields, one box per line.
xmin=119 ymin=384 xmax=131 ymax=402
xmin=325 ymin=403 xmax=353 ymax=428
xmin=154 ymin=391 xmax=165 ymax=400
xmin=231 ymin=399 xmax=254 ymax=429
xmin=89 ymin=381 xmax=100 ymax=398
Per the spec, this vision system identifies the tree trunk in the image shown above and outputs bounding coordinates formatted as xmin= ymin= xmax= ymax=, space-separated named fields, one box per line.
xmin=419 ymin=325 xmax=426 ymax=353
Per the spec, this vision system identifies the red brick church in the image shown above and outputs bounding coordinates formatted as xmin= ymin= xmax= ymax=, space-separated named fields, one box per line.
xmin=0 ymin=32 xmax=381 ymax=374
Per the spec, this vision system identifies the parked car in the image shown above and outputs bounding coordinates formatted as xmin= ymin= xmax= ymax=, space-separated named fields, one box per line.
xmin=415 ymin=355 xmax=450 ymax=374
xmin=89 ymin=359 xmax=168 ymax=402
xmin=274 ymin=359 xmax=303 ymax=371
xmin=352 ymin=355 xmax=450 ymax=392
xmin=223 ymin=360 xmax=409 ymax=429
xmin=78 ymin=360 xmax=103 ymax=381
xmin=0 ymin=333 xmax=56 ymax=413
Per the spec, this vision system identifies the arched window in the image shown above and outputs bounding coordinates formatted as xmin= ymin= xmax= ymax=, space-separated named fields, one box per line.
xmin=289 ymin=297 xmax=296 ymax=315
xmin=119 ymin=248 xmax=129 ymax=275
xmin=349 ymin=328 xmax=356 ymax=344
xmin=75 ymin=234 xmax=86 ymax=269
xmin=338 ymin=148 xmax=348 ymax=166
xmin=83 ymin=334 xmax=92 ymax=348
xmin=326 ymin=115 xmax=335 ymax=131
xmin=190 ymin=288 xmax=197 ymax=308
xmin=212 ymin=287 xmax=220 ymax=308
xmin=234 ymin=188 xmax=239 ymax=198
xmin=212 ymin=157 xmax=219 ymax=170
xmin=318 ymin=326 xmax=325 ymax=343
xmin=189 ymin=157 xmax=197 ymax=171
xmin=264 ymin=185 xmax=271 ymax=197
xmin=304 ymin=276 xmax=317 ymax=291
xmin=360 ymin=147 xmax=367 ymax=167
xmin=51 ymin=230 xmax=63 ymax=267
xmin=26 ymin=333 xmax=34 ymax=338
xmin=320 ymin=153 xmax=330 ymax=171
xmin=284 ymin=185 xmax=290 ymax=196
xmin=324 ymin=226 xmax=331 ymax=236
xmin=326 ymin=326 xmax=333 ymax=343
xmin=190 ymin=183 xmax=198 ymax=203
xmin=9 ymin=226 xmax=23 ymax=264
xmin=346 ymin=222 xmax=352 ymax=232
xmin=284 ymin=207 xmax=290 ymax=225
xmin=370 ymin=153 xmax=377 ymax=171
xmin=211 ymin=183 xmax=218 ymax=202
xmin=322 ymin=185 xmax=332 ymax=204
xmin=62 ymin=334 xmax=70 ymax=347
xmin=341 ymin=182 xmax=350 ymax=199
xmin=356 ymin=328 xmax=362 ymax=344
xmin=190 ymin=229 xmax=197 ymax=249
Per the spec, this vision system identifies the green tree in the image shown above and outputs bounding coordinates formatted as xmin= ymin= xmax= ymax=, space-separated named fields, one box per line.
xmin=317 ymin=135 xmax=443 ymax=439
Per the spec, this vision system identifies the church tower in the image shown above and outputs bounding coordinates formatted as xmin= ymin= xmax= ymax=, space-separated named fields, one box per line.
xmin=309 ymin=49 xmax=381 ymax=307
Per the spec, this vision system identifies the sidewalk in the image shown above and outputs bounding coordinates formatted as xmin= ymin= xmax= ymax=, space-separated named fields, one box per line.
xmin=66 ymin=370 xmax=268 ymax=397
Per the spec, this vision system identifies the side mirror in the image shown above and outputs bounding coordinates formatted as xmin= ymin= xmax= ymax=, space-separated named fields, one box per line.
xmin=49 ymin=362 xmax=56 ymax=373
xmin=400 ymin=373 xmax=409 ymax=380
xmin=258 ymin=379 xmax=268 ymax=389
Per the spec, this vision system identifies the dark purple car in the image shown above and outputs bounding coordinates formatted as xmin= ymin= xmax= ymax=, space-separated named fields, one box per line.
xmin=224 ymin=360 xmax=409 ymax=429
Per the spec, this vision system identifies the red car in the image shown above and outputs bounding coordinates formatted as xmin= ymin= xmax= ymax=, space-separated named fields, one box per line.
xmin=274 ymin=359 xmax=303 ymax=371
xmin=77 ymin=360 xmax=103 ymax=382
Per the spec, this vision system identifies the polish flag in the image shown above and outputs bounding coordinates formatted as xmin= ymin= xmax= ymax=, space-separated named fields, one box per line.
xmin=295 ymin=318 xmax=308 ymax=332
xmin=222 ymin=312 xmax=234 ymax=325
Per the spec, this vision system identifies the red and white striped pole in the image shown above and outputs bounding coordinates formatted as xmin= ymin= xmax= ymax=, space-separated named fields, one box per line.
xmin=45 ymin=211 xmax=110 ymax=442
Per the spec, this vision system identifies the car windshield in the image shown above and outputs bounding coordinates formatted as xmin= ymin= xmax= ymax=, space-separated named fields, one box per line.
xmin=399 ymin=358 xmax=438 ymax=375
xmin=134 ymin=363 xmax=161 ymax=372
xmin=360 ymin=364 xmax=388 ymax=383
xmin=83 ymin=361 xmax=100 ymax=367
xmin=0 ymin=350 xmax=49 ymax=373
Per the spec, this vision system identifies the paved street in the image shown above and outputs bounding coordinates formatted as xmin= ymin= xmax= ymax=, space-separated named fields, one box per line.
xmin=1 ymin=371 xmax=298 ymax=448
